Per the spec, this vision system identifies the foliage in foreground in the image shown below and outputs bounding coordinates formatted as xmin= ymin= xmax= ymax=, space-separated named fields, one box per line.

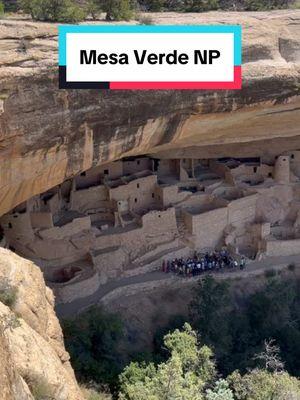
xmin=15 ymin=0 xmax=298 ymax=22
xmin=0 ymin=279 xmax=18 ymax=309
xmin=63 ymin=275 xmax=300 ymax=397
xmin=118 ymin=323 xmax=300 ymax=399
xmin=228 ymin=369 xmax=300 ymax=400
xmin=85 ymin=0 xmax=136 ymax=21
xmin=102 ymin=0 xmax=136 ymax=21
xmin=140 ymin=0 xmax=296 ymax=10
xmin=18 ymin=0 xmax=135 ymax=21
xmin=18 ymin=0 xmax=86 ymax=22
xmin=118 ymin=323 xmax=218 ymax=400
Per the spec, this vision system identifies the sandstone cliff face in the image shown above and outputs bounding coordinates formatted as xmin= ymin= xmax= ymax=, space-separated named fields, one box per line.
xmin=0 ymin=248 xmax=83 ymax=400
xmin=0 ymin=329 xmax=31 ymax=400
xmin=0 ymin=11 xmax=300 ymax=216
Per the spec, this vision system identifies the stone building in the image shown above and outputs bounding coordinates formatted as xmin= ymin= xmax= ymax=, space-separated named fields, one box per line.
xmin=1 ymin=152 xmax=300 ymax=304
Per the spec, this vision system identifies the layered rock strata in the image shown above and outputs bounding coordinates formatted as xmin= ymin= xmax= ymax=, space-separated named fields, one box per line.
xmin=0 ymin=11 xmax=299 ymax=216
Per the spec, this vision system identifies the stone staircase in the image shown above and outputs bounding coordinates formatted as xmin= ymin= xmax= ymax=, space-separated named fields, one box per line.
xmin=129 ymin=237 xmax=178 ymax=263
xmin=132 ymin=238 xmax=180 ymax=264
xmin=177 ymin=215 xmax=188 ymax=236
xmin=123 ymin=241 xmax=192 ymax=278
xmin=176 ymin=215 xmax=196 ymax=249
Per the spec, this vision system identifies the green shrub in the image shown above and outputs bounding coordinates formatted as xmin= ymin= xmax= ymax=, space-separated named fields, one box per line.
xmin=264 ymin=268 xmax=277 ymax=279
xmin=147 ymin=0 xmax=164 ymax=10
xmin=59 ymin=1 xmax=86 ymax=22
xmin=119 ymin=324 xmax=218 ymax=399
xmin=0 ymin=279 xmax=18 ymax=308
xmin=2 ymin=0 xmax=20 ymax=11
xmin=18 ymin=0 xmax=86 ymax=22
xmin=206 ymin=379 xmax=234 ymax=400
xmin=228 ymin=369 xmax=300 ymax=400
xmin=0 ymin=314 xmax=21 ymax=333
xmin=86 ymin=0 xmax=101 ymax=19
xmin=104 ymin=0 xmax=136 ymax=21
xmin=138 ymin=0 xmax=296 ymax=10
xmin=244 ymin=0 xmax=294 ymax=10
xmin=244 ymin=0 xmax=268 ymax=9
xmin=181 ymin=0 xmax=220 ymax=11
xmin=0 ymin=1 xmax=4 ymax=14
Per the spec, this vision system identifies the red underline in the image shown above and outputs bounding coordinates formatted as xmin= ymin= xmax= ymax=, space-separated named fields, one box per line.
xmin=110 ymin=66 xmax=242 ymax=90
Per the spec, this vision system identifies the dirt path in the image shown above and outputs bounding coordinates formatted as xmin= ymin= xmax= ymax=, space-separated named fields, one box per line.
xmin=56 ymin=253 xmax=300 ymax=319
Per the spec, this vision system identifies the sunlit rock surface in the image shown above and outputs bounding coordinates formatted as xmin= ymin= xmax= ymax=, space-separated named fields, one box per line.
xmin=0 ymin=10 xmax=299 ymax=216
xmin=0 ymin=248 xmax=83 ymax=400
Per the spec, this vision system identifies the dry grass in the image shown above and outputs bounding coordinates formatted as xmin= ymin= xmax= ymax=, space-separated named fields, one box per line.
xmin=81 ymin=385 xmax=112 ymax=400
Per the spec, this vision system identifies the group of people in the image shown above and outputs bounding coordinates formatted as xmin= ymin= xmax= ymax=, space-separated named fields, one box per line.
xmin=161 ymin=248 xmax=246 ymax=277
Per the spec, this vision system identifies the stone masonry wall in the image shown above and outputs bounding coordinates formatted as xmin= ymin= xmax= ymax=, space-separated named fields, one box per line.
xmin=39 ymin=217 xmax=91 ymax=241
xmin=265 ymin=238 xmax=300 ymax=257
xmin=70 ymin=185 xmax=108 ymax=213
xmin=30 ymin=212 xmax=54 ymax=229
xmin=109 ymin=175 xmax=157 ymax=213
xmin=227 ymin=194 xmax=258 ymax=227
xmin=187 ymin=207 xmax=228 ymax=249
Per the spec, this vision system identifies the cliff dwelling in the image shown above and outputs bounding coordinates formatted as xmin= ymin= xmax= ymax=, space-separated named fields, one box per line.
xmin=1 ymin=151 xmax=300 ymax=304
xmin=0 ymin=7 xmax=300 ymax=400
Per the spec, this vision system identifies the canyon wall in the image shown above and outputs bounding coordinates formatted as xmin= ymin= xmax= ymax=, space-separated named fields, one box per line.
xmin=0 ymin=248 xmax=83 ymax=400
xmin=0 ymin=11 xmax=300 ymax=216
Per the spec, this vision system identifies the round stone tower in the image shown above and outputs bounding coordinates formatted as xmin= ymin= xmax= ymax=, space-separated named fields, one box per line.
xmin=274 ymin=155 xmax=290 ymax=184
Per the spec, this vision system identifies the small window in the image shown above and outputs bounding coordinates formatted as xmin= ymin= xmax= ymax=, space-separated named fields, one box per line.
xmin=152 ymin=193 xmax=155 ymax=198
xmin=137 ymin=160 xmax=140 ymax=165
xmin=253 ymin=167 xmax=257 ymax=173
xmin=8 ymin=223 xmax=12 ymax=229
xmin=137 ymin=183 xmax=140 ymax=189
xmin=80 ymin=172 xmax=86 ymax=177
xmin=283 ymin=158 xmax=286 ymax=162
xmin=268 ymin=172 xmax=272 ymax=178
xmin=104 ymin=169 xmax=109 ymax=175
xmin=158 ymin=214 xmax=161 ymax=218
xmin=134 ymin=198 xmax=138 ymax=203
xmin=13 ymin=215 xmax=18 ymax=219
xmin=291 ymin=154 xmax=295 ymax=159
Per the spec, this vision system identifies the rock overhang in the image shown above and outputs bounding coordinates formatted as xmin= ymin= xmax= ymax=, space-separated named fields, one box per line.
xmin=0 ymin=10 xmax=300 ymax=216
